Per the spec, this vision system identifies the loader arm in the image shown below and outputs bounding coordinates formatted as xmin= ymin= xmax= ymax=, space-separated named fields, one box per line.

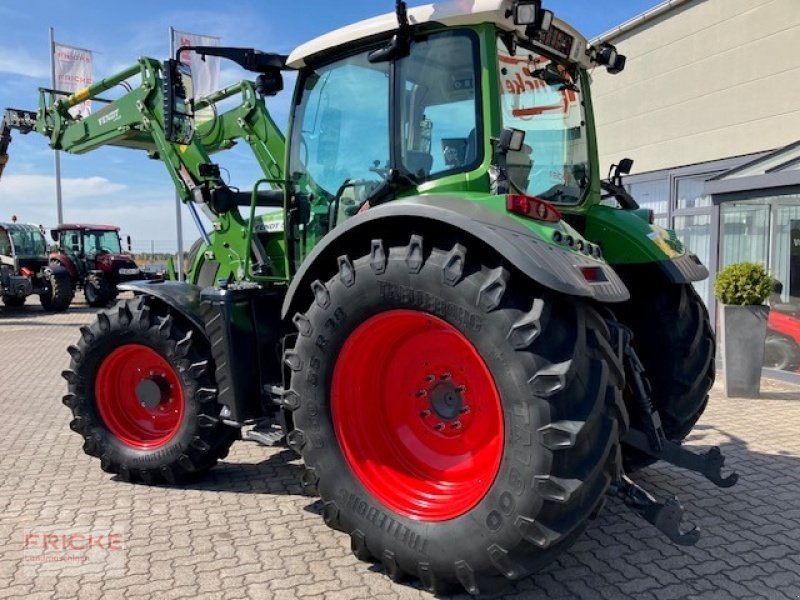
xmin=0 ymin=108 xmax=38 ymax=180
xmin=3 ymin=56 xmax=290 ymax=284
xmin=194 ymin=80 xmax=285 ymax=184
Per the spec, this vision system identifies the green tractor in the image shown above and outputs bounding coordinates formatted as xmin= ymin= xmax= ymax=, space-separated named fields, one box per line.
xmin=2 ymin=1 xmax=736 ymax=593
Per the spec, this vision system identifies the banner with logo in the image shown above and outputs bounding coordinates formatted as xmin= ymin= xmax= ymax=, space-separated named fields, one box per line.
xmin=172 ymin=29 xmax=220 ymax=123
xmin=53 ymin=42 xmax=93 ymax=118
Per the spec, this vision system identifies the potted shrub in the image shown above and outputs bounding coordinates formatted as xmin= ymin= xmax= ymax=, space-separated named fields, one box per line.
xmin=714 ymin=262 xmax=773 ymax=397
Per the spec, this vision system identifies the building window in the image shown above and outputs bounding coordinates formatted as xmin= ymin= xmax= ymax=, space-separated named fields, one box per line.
xmin=626 ymin=178 xmax=669 ymax=223
xmin=676 ymin=176 xmax=713 ymax=209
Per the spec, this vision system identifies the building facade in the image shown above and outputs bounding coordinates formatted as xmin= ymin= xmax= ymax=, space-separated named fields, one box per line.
xmin=591 ymin=0 xmax=800 ymax=380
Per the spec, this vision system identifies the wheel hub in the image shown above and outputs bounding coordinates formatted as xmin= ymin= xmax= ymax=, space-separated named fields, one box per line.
xmin=428 ymin=380 xmax=463 ymax=421
xmin=135 ymin=375 xmax=171 ymax=410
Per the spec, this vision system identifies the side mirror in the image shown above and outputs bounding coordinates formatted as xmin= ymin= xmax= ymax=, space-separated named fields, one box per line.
xmin=499 ymin=128 xmax=526 ymax=153
xmin=126 ymin=235 xmax=132 ymax=252
xmin=163 ymin=58 xmax=195 ymax=145
xmin=610 ymin=158 xmax=634 ymax=186
xmin=51 ymin=230 xmax=59 ymax=242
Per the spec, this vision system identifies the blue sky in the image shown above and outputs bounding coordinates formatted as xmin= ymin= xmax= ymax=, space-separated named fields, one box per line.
xmin=0 ymin=0 xmax=659 ymax=247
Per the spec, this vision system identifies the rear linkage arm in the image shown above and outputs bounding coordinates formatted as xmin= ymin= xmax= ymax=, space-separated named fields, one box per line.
xmin=606 ymin=320 xmax=739 ymax=546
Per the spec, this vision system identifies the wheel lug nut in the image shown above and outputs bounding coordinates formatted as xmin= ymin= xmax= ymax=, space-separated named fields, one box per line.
xmin=460 ymin=406 xmax=471 ymax=414
xmin=425 ymin=374 xmax=435 ymax=383
xmin=451 ymin=421 xmax=462 ymax=430
xmin=440 ymin=372 xmax=451 ymax=381
xmin=434 ymin=423 xmax=445 ymax=431
xmin=420 ymin=410 xmax=431 ymax=418
xmin=416 ymin=389 xmax=427 ymax=398
xmin=456 ymin=385 xmax=466 ymax=393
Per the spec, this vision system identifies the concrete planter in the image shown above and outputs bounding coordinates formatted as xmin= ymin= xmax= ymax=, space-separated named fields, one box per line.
xmin=720 ymin=304 xmax=770 ymax=397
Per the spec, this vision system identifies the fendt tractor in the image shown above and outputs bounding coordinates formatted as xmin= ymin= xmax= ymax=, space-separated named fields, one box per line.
xmin=1 ymin=1 xmax=739 ymax=593
xmin=50 ymin=223 xmax=143 ymax=307
xmin=0 ymin=221 xmax=73 ymax=311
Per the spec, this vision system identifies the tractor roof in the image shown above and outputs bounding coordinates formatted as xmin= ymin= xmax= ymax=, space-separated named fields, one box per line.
xmin=287 ymin=0 xmax=591 ymax=68
xmin=54 ymin=224 xmax=119 ymax=232
xmin=0 ymin=222 xmax=42 ymax=234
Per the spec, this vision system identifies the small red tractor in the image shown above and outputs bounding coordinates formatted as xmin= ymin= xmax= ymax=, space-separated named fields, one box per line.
xmin=49 ymin=224 xmax=142 ymax=307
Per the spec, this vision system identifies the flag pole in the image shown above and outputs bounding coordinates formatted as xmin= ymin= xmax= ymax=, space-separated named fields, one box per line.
xmin=169 ymin=26 xmax=185 ymax=282
xmin=49 ymin=27 xmax=64 ymax=225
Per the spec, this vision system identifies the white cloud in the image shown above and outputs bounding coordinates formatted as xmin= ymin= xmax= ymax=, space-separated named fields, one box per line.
xmin=0 ymin=174 xmax=126 ymax=204
xmin=0 ymin=49 xmax=49 ymax=79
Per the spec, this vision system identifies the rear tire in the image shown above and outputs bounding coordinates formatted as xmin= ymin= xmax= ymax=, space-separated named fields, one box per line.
xmin=287 ymin=235 xmax=625 ymax=594
xmin=62 ymin=297 xmax=239 ymax=484
xmin=84 ymin=273 xmax=112 ymax=307
xmin=614 ymin=283 xmax=714 ymax=470
xmin=40 ymin=266 xmax=74 ymax=312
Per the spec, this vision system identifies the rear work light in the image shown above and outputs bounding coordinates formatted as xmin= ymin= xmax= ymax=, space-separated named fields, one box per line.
xmin=506 ymin=194 xmax=561 ymax=223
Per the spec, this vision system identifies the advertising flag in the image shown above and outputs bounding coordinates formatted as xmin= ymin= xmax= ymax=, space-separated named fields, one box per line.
xmin=172 ymin=29 xmax=220 ymax=122
xmin=53 ymin=42 xmax=93 ymax=118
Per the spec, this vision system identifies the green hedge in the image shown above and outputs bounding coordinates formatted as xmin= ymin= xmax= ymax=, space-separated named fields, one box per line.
xmin=714 ymin=262 xmax=772 ymax=306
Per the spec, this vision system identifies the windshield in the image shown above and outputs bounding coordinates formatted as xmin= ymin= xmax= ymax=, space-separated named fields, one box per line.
xmin=83 ymin=230 xmax=121 ymax=255
xmin=9 ymin=226 xmax=46 ymax=256
xmin=497 ymin=38 xmax=590 ymax=204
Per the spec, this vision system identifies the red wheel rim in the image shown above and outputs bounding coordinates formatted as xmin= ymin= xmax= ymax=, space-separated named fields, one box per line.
xmin=95 ymin=344 xmax=185 ymax=449
xmin=332 ymin=310 xmax=504 ymax=521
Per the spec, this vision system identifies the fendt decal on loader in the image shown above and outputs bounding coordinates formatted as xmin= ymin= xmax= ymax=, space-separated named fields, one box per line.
xmin=1 ymin=0 xmax=736 ymax=593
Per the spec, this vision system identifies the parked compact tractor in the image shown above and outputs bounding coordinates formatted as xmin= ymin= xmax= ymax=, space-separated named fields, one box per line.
xmin=2 ymin=1 xmax=739 ymax=593
xmin=49 ymin=224 xmax=142 ymax=307
xmin=0 ymin=222 xmax=73 ymax=311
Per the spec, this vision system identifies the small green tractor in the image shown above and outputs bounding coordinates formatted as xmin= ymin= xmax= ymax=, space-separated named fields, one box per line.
xmin=1 ymin=1 xmax=737 ymax=593
xmin=0 ymin=221 xmax=73 ymax=311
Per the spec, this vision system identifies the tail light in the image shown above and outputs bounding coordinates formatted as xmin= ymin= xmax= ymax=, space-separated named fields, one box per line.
xmin=20 ymin=267 xmax=33 ymax=278
xmin=506 ymin=194 xmax=561 ymax=223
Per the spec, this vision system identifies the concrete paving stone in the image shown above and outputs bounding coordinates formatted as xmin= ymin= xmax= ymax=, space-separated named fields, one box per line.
xmin=2 ymin=295 xmax=800 ymax=599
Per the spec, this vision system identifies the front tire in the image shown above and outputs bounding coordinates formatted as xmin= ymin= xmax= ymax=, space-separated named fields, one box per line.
xmin=287 ymin=234 xmax=624 ymax=594
xmin=40 ymin=266 xmax=74 ymax=312
xmin=84 ymin=273 xmax=112 ymax=307
xmin=62 ymin=297 xmax=238 ymax=483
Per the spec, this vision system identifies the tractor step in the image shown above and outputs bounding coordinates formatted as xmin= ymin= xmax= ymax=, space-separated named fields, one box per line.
xmin=245 ymin=422 xmax=286 ymax=447
xmin=610 ymin=475 xmax=700 ymax=546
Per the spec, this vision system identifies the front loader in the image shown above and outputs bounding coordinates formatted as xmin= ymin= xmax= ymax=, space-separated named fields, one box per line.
xmin=5 ymin=1 xmax=737 ymax=593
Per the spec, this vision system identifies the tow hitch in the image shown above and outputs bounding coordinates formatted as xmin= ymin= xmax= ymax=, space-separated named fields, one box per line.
xmin=609 ymin=321 xmax=739 ymax=546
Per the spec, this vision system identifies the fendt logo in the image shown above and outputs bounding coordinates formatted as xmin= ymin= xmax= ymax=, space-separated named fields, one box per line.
xmin=98 ymin=109 xmax=121 ymax=126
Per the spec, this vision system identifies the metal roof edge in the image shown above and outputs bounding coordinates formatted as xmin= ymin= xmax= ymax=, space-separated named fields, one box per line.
xmin=590 ymin=0 xmax=694 ymax=44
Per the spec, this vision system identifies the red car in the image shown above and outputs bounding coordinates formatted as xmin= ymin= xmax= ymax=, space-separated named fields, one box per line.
xmin=765 ymin=306 xmax=800 ymax=372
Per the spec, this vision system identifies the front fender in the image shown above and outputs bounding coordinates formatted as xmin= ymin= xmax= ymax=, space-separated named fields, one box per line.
xmin=118 ymin=280 xmax=206 ymax=332
xmin=49 ymin=253 xmax=77 ymax=280
xmin=281 ymin=195 xmax=629 ymax=319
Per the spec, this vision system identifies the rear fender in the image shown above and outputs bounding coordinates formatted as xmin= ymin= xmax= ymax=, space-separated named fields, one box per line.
xmin=281 ymin=195 xmax=630 ymax=320
xmin=583 ymin=204 xmax=709 ymax=284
